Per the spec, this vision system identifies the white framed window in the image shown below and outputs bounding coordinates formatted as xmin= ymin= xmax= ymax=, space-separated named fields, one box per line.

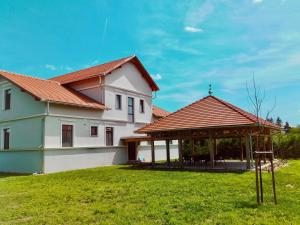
xmin=61 ymin=124 xmax=73 ymax=147
xmin=90 ymin=126 xmax=98 ymax=137
xmin=115 ymin=94 xmax=122 ymax=110
xmin=2 ymin=128 xmax=10 ymax=150
xmin=105 ymin=127 xmax=113 ymax=146
xmin=3 ymin=88 xmax=11 ymax=110
xmin=139 ymin=99 xmax=145 ymax=113
xmin=128 ymin=97 xmax=134 ymax=123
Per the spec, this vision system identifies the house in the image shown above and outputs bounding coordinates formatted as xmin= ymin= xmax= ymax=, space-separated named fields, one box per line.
xmin=0 ymin=55 xmax=177 ymax=173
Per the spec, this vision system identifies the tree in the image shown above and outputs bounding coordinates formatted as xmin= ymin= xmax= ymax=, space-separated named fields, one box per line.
xmin=276 ymin=117 xmax=282 ymax=127
xmin=283 ymin=122 xmax=291 ymax=133
xmin=266 ymin=117 xmax=274 ymax=123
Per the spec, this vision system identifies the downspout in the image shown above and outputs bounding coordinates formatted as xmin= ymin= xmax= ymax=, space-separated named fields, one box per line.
xmin=41 ymin=101 xmax=50 ymax=173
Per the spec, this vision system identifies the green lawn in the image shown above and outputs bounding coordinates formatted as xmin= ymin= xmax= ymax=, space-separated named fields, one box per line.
xmin=0 ymin=161 xmax=300 ymax=225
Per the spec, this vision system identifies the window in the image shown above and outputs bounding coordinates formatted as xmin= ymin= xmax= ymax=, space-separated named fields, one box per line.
xmin=106 ymin=127 xmax=113 ymax=146
xmin=90 ymin=126 xmax=98 ymax=137
xmin=62 ymin=124 xmax=73 ymax=147
xmin=139 ymin=99 xmax=144 ymax=113
xmin=128 ymin=97 xmax=134 ymax=123
xmin=3 ymin=128 xmax=10 ymax=150
xmin=4 ymin=89 xmax=11 ymax=110
xmin=115 ymin=94 xmax=122 ymax=110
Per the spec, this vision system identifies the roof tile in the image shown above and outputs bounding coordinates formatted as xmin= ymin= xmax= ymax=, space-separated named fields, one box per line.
xmin=137 ymin=95 xmax=279 ymax=133
xmin=0 ymin=70 xmax=106 ymax=110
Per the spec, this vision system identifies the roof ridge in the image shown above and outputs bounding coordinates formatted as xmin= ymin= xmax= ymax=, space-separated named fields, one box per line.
xmin=0 ymin=70 xmax=61 ymax=85
xmin=50 ymin=55 xmax=135 ymax=81
xmin=210 ymin=95 xmax=257 ymax=123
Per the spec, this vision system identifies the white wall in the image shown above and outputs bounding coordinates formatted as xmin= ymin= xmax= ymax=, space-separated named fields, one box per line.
xmin=43 ymin=147 xmax=127 ymax=173
xmin=105 ymin=63 xmax=152 ymax=96
xmin=0 ymin=79 xmax=46 ymax=121
xmin=137 ymin=144 xmax=179 ymax=162
xmin=44 ymin=114 xmax=148 ymax=148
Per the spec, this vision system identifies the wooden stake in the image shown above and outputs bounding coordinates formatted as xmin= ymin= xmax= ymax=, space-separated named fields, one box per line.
xmin=259 ymin=155 xmax=264 ymax=203
xmin=255 ymin=157 xmax=260 ymax=204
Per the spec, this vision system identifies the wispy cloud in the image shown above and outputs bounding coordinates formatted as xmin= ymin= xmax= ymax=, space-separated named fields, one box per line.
xmin=185 ymin=1 xmax=214 ymax=28
xmin=45 ymin=64 xmax=56 ymax=71
xmin=184 ymin=26 xmax=203 ymax=33
xmin=252 ymin=0 xmax=263 ymax=4
xmin=45 ymin=64 xmax=73 ymax=72
xmin=151 ymin=73 xmax=162 ymax=80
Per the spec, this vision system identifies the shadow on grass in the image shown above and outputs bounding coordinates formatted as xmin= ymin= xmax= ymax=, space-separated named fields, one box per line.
xmin=119 ymin=164 xmax=247 ymax=174
xmin=0 ymin=173 xmax=29 ymax=179
xmin=235 ymin=200 xmax=258 ymax=209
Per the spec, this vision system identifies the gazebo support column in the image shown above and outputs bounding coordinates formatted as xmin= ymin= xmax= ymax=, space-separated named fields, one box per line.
xmin=245 ymin=135 xmax=251 ymax=169
xmin=178 ymin=139 xmax=183 ymax=166
xmin=209 ymin=130 xmax=215 ymax=168
xmin=151 ymin=140 xmax=155 ymax=166
xmin=166 ymin=139 xmax=170 ymax=166
xmin=240 ymin=137 xmax=244 ymax=161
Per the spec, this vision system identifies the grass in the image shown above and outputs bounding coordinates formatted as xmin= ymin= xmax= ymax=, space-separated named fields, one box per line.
xmin=0 ymin=161 xmax=300 ymax=225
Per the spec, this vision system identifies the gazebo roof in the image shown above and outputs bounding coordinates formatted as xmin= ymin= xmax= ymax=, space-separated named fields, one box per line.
xmin=136 ymin=95 xmax=279 ymax=133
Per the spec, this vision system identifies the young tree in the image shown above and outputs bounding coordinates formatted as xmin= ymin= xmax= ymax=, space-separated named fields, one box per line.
xmin=266 ymin=117 xmax=274 ymax=123
xmin=276 ymin=117 xmax=282 ymax=127
xmin=283 ymin=122 xmax=291 ymax=133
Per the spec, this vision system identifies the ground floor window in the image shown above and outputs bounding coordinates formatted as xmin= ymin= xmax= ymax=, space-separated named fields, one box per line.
xmin=106 ymin=127 xmax=113 ymax=146
xmin=3 ymin=128 xmax=10 ymax=150
xmin=90 ymin=126 xmax=98 ymax=137
xmin=62 ymin=124 xmax=73 ymax=147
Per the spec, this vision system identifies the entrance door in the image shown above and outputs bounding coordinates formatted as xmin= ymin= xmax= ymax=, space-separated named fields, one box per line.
xmin=128 ymin=142 xmax=137 ymax=161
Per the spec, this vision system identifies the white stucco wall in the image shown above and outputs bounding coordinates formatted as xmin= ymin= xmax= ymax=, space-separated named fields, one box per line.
xmin=137 ymin=144 xmax=179 ymax=162
xmin=105 ymin=62 xmax=152 ymax=96
xmin=43 ymin=147 xmax=127 ymax=173
xmin=0 ymin=79 xmax=46 ymax=121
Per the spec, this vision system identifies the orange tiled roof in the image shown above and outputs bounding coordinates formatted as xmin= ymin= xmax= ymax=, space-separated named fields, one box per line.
xmin=152 ymin=105 xmax=170 ymax=118
xmin=137 ymin=95 xmax=279 ymax=133
xmin=0 ymin=70 xmax=106 ymax=110
xmin=50 ymin=55 xmax=159 ymax=91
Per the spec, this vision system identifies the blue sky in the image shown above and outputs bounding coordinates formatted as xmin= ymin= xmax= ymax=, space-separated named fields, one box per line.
xmin=0 ymin=0 xmax=299 ymax=125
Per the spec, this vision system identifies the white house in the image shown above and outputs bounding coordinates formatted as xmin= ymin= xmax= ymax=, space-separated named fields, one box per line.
xmin=0 ymin=55 xmax=178 ymax=173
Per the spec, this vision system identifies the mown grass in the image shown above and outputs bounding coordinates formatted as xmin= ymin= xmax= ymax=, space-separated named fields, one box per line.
xmin=0 ymin=161 xmax=300 ymax=225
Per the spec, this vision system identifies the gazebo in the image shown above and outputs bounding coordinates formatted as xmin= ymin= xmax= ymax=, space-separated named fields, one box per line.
xmin=135 ymin=95 xmax=280 ymax=170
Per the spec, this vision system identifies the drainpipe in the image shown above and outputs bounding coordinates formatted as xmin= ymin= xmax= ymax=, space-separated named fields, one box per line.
xmin=41 ymin=101 xmax=50 ymax=173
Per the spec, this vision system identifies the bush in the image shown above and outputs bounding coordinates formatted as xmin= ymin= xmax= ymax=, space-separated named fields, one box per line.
xmin=273 ymin=127 xmax=300 ymax=159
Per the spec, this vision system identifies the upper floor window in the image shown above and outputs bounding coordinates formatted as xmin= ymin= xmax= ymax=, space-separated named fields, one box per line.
xmin=3 ymin=128 xmax=10 ymax=150
xmin=115 ymin=94 xmax=122 ymax=110
xmin=128 ymin=97 xmax=134 ymax=123
xmin=4 ymin=89 xmax=11 ymax=110
xmin=62 ymin=124 xmax=73 ymax=147
xmin=90 ymin=126 xmax=98 ymax=137
xmin=106 ymin=127 xmax=113 ymax=146
xmin=139 ymin=99 xmax=144 ymax=113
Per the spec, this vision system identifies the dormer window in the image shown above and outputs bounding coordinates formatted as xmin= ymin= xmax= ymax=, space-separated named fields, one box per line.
xmin=4 ymin=89 xmax=11 ymax=110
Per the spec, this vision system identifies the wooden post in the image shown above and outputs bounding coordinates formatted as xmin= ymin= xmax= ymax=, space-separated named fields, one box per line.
xmin=259 ymin=155 xmax=264 ymax=203
xmin=209 ymin=130 xmax=215 ymax=168
xmin=245 ymin=135 xmax=251 ymax=169
xmin=240 ymin=137 xmax=244 ymax=161
xmin=255 ymin=156 xmax=260 ymax=204
xmin=178 ymin=139 xmax=183 ymax=166
xmin=270 ymin=156 xmax=277 ymax=204
xmin=214 ymin=138 xmax=217 ymax=155
xmin=151 ymin=140 xmax=155 ymax=166
xmin=166 ymin=139 xmax=170 ymax=166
